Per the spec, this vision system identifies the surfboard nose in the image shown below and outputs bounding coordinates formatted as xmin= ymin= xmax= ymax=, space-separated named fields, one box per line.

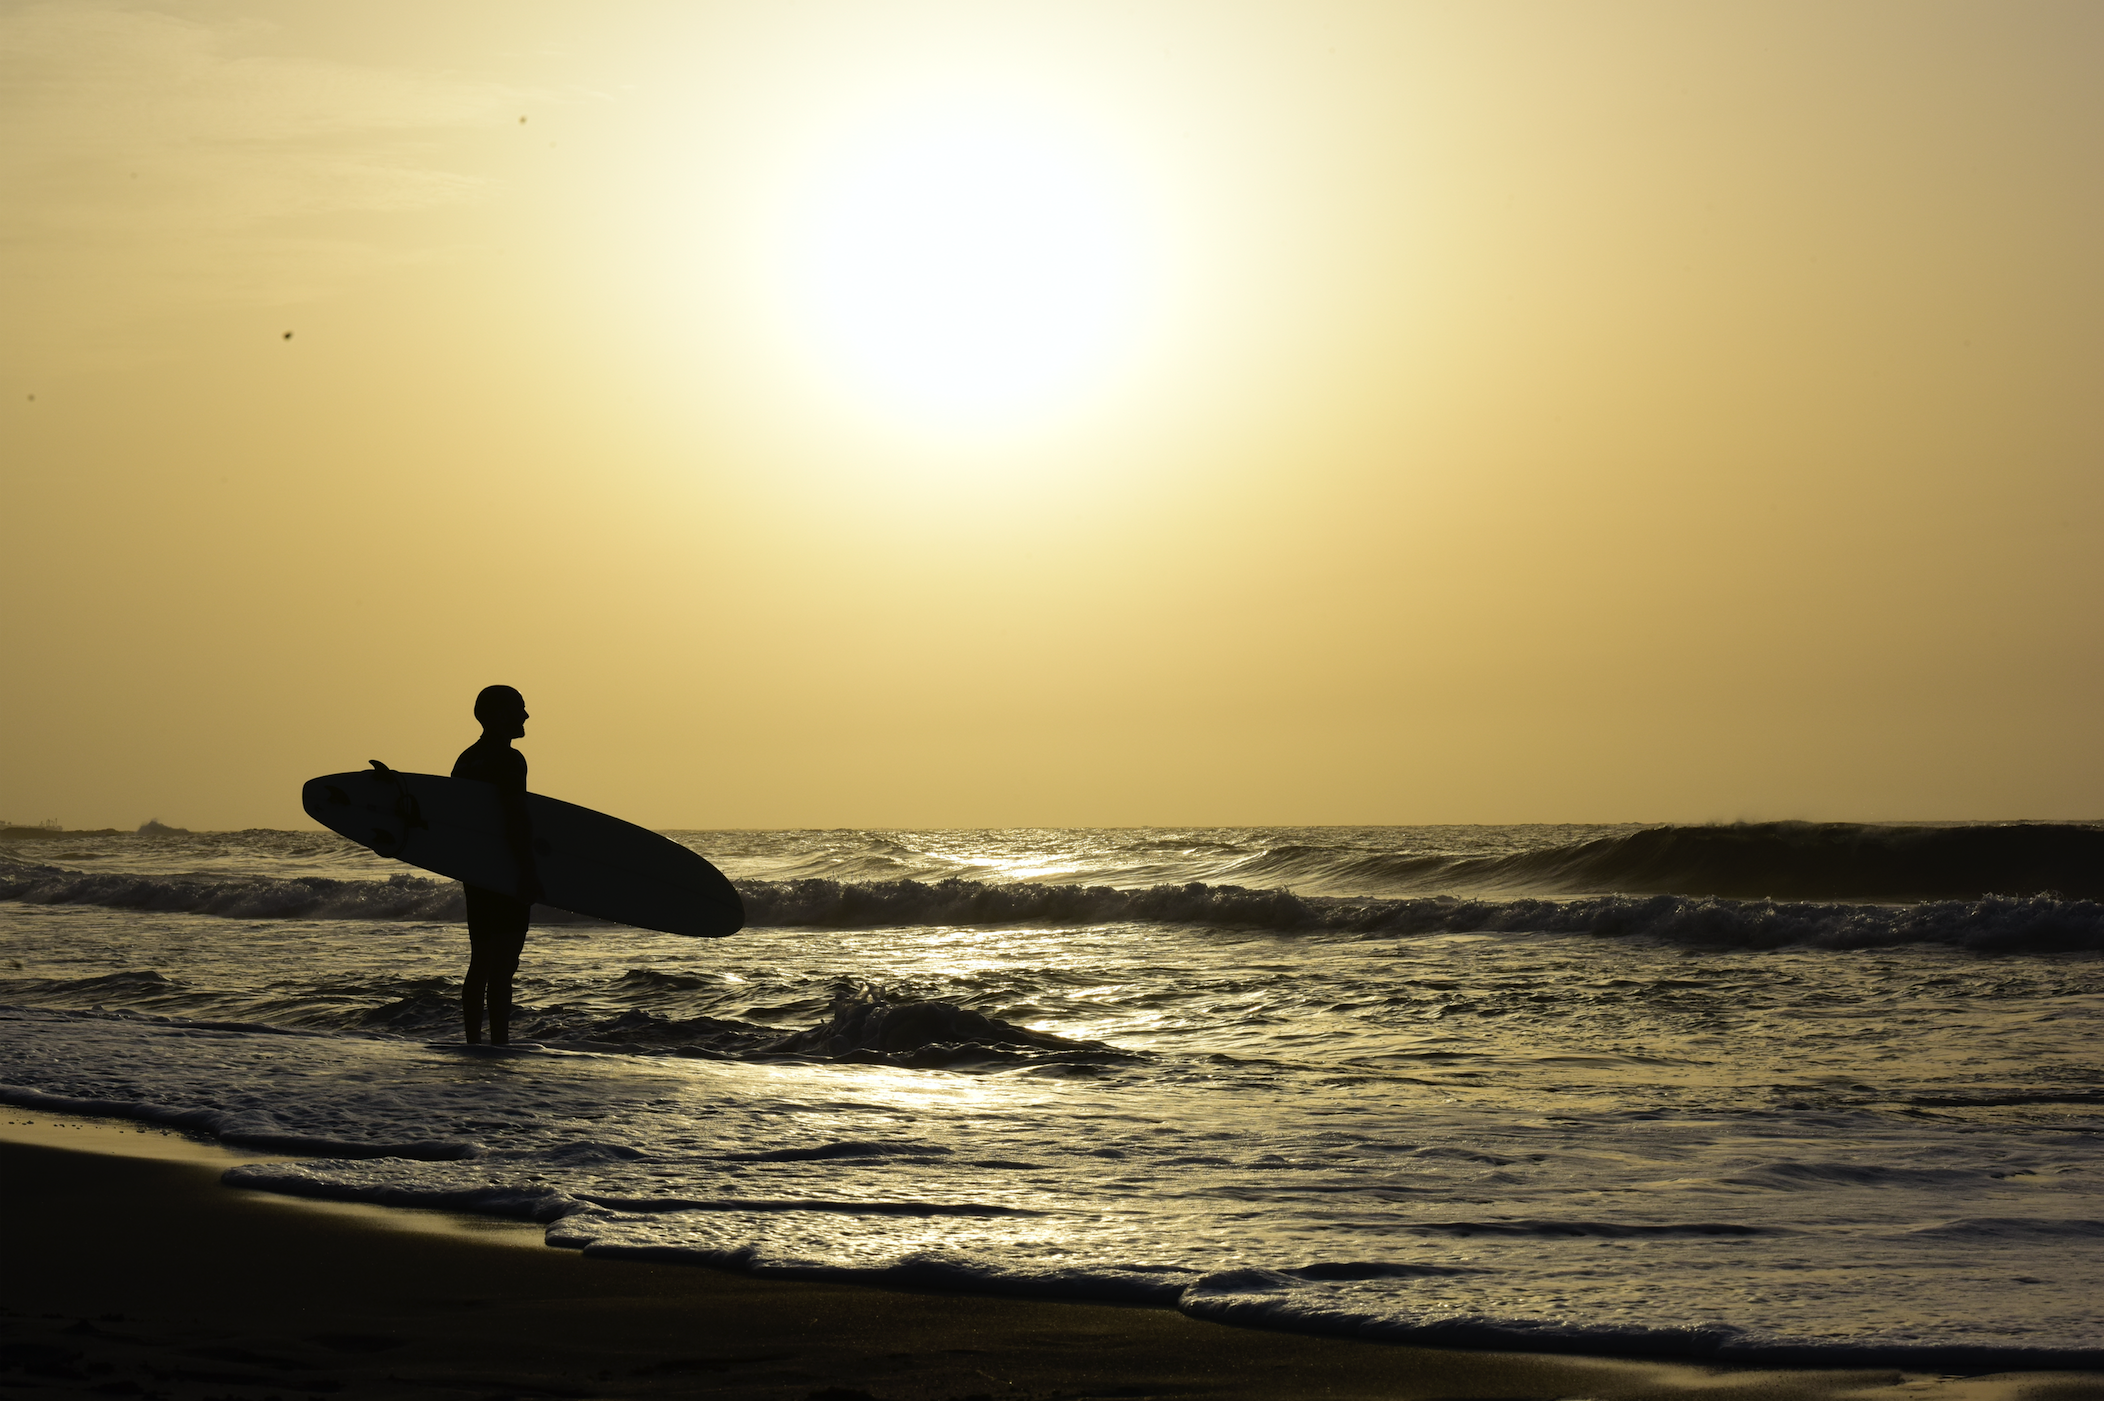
xmin=300 ymin=777 xmax=348 ymax=825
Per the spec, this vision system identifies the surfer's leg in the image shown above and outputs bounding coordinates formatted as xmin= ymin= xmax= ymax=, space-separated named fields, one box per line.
xmin=462 ymin=886 xmax=506 ymax=1044
xmin=461 ymin=961 xmax=486 ymax=1043
xmin=488 ymin=965 xmax=511 ymax=1044
xmin=485 ymin=918 xmax=529 ymax=1046
xmin=463 ymin=927 xmax=493 ymax=1044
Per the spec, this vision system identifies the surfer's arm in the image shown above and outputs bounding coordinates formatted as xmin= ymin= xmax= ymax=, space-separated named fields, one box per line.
xmin=498 ymin=784 xmax=543 ymax=904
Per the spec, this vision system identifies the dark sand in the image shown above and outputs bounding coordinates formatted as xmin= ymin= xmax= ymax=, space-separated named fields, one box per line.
xmin=2 ymin=1118 xmax=2098 ymax=1401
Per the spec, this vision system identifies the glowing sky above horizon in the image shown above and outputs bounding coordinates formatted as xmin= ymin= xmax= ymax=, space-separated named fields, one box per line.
xmin=3 ymin=0 xmax=2100 ymax=830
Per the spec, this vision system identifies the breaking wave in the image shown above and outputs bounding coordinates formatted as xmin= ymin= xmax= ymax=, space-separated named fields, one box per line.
xmin=738 ymin=877 xmax=2104 ymax=950
xmin=5 ymin=851 xmax=2102 ymax=951
xmin=758 ymin=989 xmax=1129 ymax=1069
xmin=1193 ymin=820 xmax=2104 ymax=900
xmin=1411 ymin=820 xmax=2104 ymax=901
xmin=0 ymin=860 xmax=587 ymax=923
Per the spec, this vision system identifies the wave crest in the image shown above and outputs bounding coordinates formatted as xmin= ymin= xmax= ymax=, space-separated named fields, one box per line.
xmin=1444 ymin=821 xmax=2104 ymax=901
xmin=8 ymin=853 xmax=2102 ymax=950
xmin=760 ymin=987 xmax=1129 ymax=1069
xmin=739 ymin=877 xmax=2104 ymax=951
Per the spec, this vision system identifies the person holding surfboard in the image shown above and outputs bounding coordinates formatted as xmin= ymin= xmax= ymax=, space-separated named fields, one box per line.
xmin=452 ymin=685 xmax=544 ymax=1045
xmin=302 ymin=710 xmax=741 ymax=950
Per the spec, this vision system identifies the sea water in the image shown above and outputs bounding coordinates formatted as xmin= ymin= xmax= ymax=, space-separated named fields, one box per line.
xmin=2 ymin=823 xmax=2100 ymax=1367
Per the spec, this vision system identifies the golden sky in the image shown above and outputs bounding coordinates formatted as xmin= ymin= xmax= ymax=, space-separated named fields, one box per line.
xmin=3 ymin=0 xmax=2100 ymax=830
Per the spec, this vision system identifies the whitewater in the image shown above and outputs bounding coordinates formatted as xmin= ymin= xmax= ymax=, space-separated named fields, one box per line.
xmin=3 ymin=822 xmax=2101 ymax=1368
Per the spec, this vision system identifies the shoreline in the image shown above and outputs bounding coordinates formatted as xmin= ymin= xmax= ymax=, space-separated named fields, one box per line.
xmin=3 ymin=1115 xmax=2101 ymax=1400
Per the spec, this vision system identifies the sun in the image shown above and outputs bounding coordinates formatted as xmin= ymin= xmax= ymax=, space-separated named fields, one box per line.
xmin=774 ymin=99 xmax=1154 ymax=430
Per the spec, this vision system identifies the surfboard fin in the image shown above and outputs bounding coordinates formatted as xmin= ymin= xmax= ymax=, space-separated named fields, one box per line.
xmin=369 ymin=759 xmax=392 ymax=772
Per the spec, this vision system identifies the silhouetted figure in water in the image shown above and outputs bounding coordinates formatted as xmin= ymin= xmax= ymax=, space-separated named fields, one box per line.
xmin=452 ymin=685 xmax=542 ymax=1045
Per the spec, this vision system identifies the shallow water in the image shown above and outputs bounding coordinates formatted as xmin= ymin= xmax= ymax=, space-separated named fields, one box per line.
xmin=3 ymin=823 xmax=2100 ymax=1366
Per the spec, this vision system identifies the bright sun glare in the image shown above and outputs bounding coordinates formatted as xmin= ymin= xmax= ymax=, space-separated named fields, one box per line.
xmin=779 ymin=101 xmax=1153 ymax=429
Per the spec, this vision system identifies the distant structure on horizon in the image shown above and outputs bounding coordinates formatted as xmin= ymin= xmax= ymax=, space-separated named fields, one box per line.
xmin=137 ymin=818 xmax=189 ymax=835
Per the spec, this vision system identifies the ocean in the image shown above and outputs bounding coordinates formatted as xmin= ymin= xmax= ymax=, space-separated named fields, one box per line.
xmin=3 ymin=821 xmax=2101 ymax=1369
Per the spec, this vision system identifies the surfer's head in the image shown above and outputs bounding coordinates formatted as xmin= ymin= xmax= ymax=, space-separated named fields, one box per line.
xmin=473 ymin=684 xmax=528 ymax=739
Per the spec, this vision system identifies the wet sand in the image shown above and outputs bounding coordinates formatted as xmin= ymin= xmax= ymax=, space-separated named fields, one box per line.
xmin=1 ymin=1118 xmax=2097 ymax=1401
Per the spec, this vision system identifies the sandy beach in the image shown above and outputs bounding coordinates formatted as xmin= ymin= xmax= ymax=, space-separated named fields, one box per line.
xmin=1 ymin=1116 xmax=2097 ymax=1401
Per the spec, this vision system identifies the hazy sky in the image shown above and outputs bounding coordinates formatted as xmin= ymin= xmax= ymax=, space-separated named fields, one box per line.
xmin=4 ymin=0 xmax=2099 ymax=830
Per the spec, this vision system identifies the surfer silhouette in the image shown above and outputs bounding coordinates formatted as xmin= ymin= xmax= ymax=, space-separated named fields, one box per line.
xmin=452 ymin=685 xmax=543 ymax=1045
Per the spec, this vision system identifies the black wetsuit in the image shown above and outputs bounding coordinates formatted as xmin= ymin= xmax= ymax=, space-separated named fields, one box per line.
xmin=452 ymin=736 xmax=532 ymax=1042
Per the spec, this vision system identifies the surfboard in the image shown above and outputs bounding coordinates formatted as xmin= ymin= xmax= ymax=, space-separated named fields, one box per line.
xmin=301 ymin=763 xmax=744 ymax=938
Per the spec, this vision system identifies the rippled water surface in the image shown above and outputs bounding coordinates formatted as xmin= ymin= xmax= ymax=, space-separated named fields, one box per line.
xmin=3 ymin=824 xmax=2101 ymax=1366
